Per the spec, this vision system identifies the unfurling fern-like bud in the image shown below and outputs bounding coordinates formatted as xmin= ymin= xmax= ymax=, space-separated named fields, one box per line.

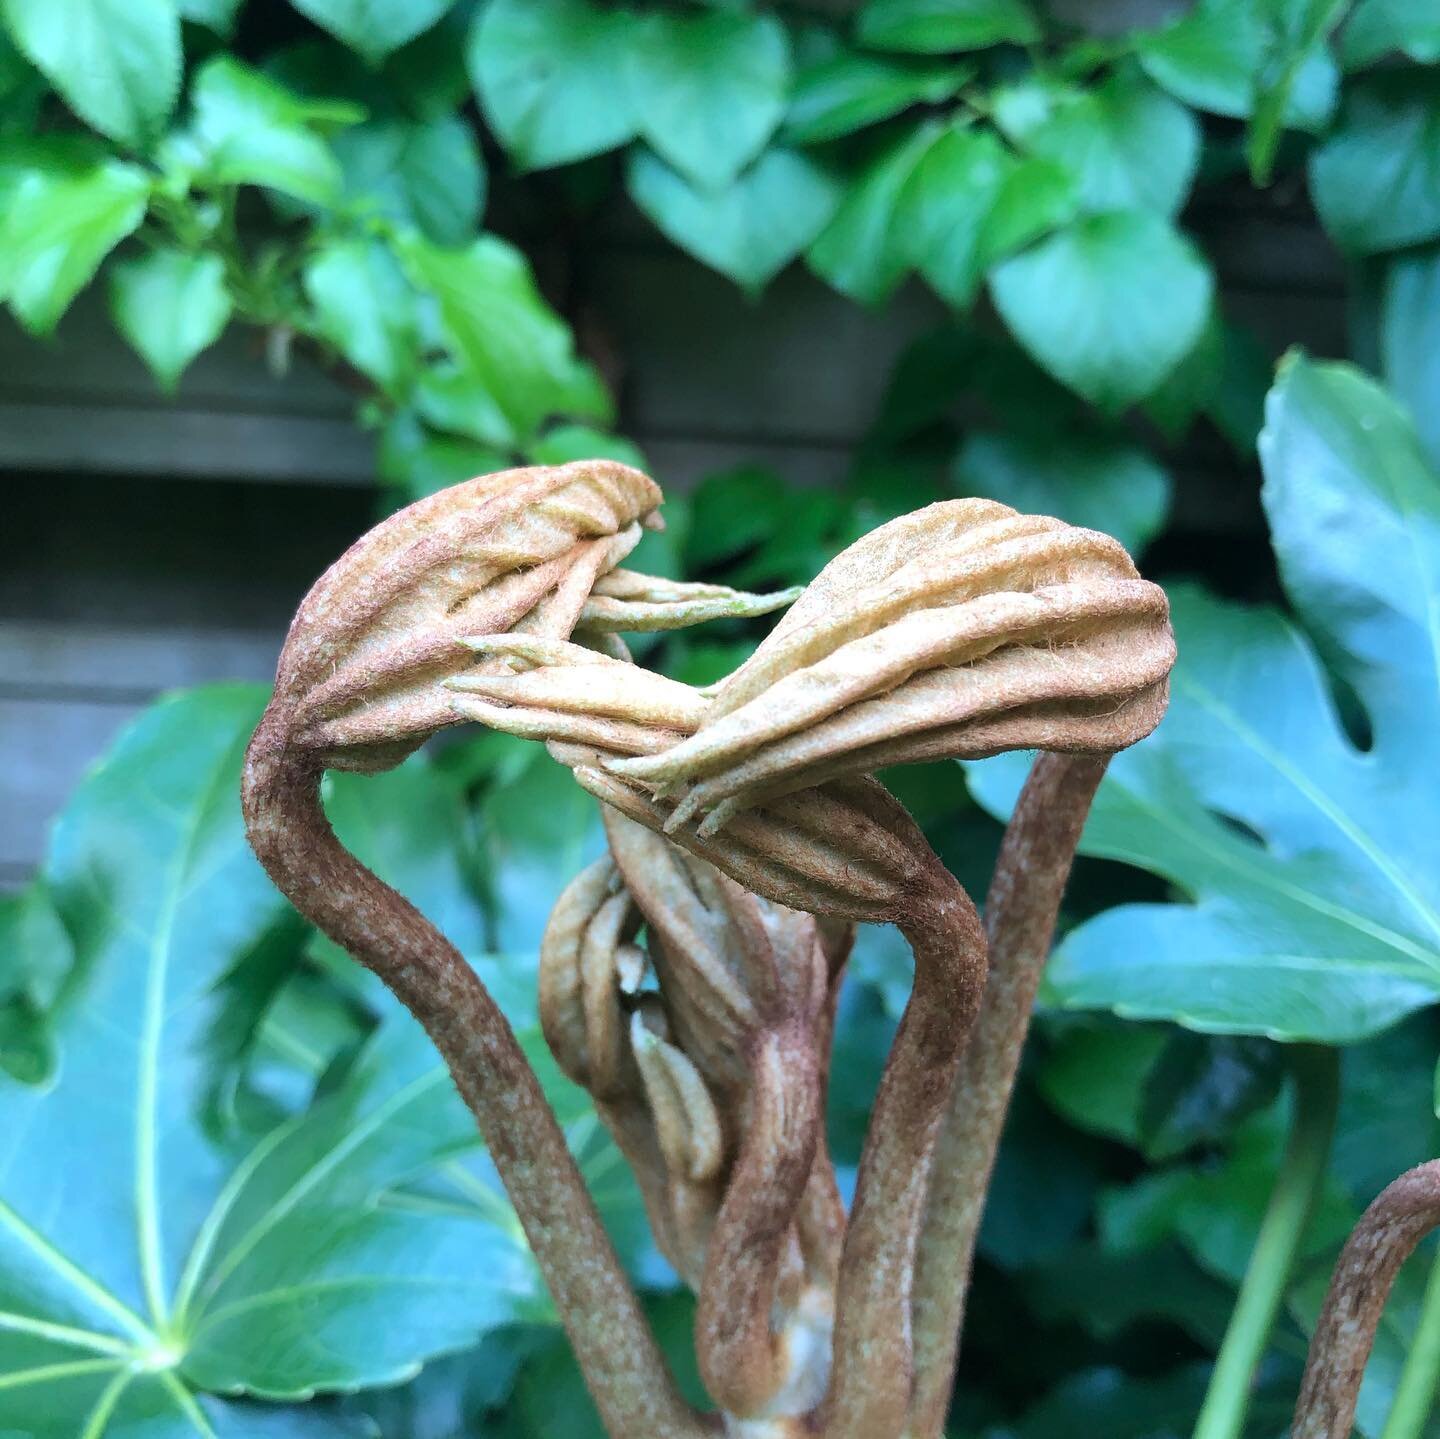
xmin=605 ymin=497 xmax=1175 ymax=830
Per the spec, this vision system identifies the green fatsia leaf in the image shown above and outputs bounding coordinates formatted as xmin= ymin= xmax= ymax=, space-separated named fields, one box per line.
xmin=627 ymin=146 xmax=839 ymax=293
xmin=287 ymin=0 xmax=456 ymax=66
xmin=626 ymin=9 xmax=790 ymax=190
xmin=468 ymin=0 xmax=640 ymax=170
xmin=0 ymin=688 xmax=548 ymax=1431
xmin=0 ymin=0 xmax=180 ymax=147
xmin=967 ymin=357 xmax=1440 ymax=1042
xmin=306 ymin=755 xmax=491 ymax=991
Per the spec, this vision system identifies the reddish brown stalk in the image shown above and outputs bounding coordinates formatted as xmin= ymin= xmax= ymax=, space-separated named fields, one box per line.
xmin=905 ymin=751 xmax=1107 ymax=1439
xmin=1293 ymin=1160 xmax=1440 ymax=1439
xmin=697 ymin=1020 xmax=825 ymax=1418
xmin=822 ymin=878 xmax=988 ymax=1439
xmin=242 ymin=710 xmax=711 ymax=1439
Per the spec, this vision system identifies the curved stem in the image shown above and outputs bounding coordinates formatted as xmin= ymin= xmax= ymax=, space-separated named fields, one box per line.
xmin=822 ymin=878 xmax=988 ymax=1439
xmin=697 ymin=1021 xmax=825 ymax=1419
xmin=1295 ymin=1159 xmax=1440 ymax=1439
xmin=906 ymin=751 xmax=1107 ymax=1438
xmin=1380 ymin=1242 xmax=1440 ymax=1439
xmin=242 ymin=708 xmax=710 ymax=1439
xmin=1195 ymin=1045 xmax=1340 ymax=1439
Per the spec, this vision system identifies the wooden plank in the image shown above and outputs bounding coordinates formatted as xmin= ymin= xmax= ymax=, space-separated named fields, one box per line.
xmin=0 ymin=400 xmax=376 ymax=484
xmin=0 ymin=697 xmax=143 ymax=870
xmin=0 ymin=620 xmax=279 ymax=696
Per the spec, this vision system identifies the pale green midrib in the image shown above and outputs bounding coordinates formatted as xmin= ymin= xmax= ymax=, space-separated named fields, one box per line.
xmin=170 ymin=1116 xmax=300 ymax=1328
xmin=0 ymin=1358 xmax=120 ymax=1393
xmin=0 ymin=1199 xmax=153 ymax=1344
xmin=79 ymin=1367 xmax=133 ymax=1439
xmin=437 ymin=1161 xmax=523 ymax=1232
xmin=1100 ymin=952 xmax=1435 ymax=977
xmin=1176 ymin=673 xmax=1440 ymax=944
xmin=161 ymin=1370 xmax=218 ymax=1437
xmin=192 ymin=1272 xmax=499 ymax=1334
xmin=188 ymin=1067 xmax=448 ymax=1314
xmin=136 ymin=732 xmax=249 ymax=1335
xmin=0 ymin=1311 xmax=132 ymax=1356
xmin=1106 ymin=769 xmax=1440 ymax=969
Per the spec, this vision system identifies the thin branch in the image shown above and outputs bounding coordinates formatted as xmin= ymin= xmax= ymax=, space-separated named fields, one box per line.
xmin=242 ymin=710 xmax=711 ymax=1439
xmin=1294 ymin=1159 xmax=1440 ymax=1439
xmin=696 ymin=1020 xmax=825 ymax=1418
xmin=906 ymin=751 xmax=1107 ymax=1439
xmin=822 ymin=877 xmax=988 ymax=1439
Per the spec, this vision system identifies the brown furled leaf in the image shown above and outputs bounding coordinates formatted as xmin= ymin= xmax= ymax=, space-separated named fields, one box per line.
xmin=606 ymin=497 xmax=1175 ymax=827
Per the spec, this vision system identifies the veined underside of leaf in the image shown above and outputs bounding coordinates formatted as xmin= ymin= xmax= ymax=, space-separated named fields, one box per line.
xmin=0 ymin=687 xmax=586 ymax=1436
xmin=967 ymin=355 xmax=1440 ymax=1043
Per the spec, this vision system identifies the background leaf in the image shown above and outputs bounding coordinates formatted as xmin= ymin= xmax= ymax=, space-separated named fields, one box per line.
xmin=468 ymin=0 xmax=639 ymax=170
xmin=109 ymin=248 xmax=233 ymax=392
xmin=628 ymin=146 xmax=839 ymax=293
xmin=0 ymin=144 xmax=149 ymax=333
xmin=967 ymin=357 xmax=1440 ymax=1042
xmin=857 ymin=0 xmax=1039 ymax=54
xmin=627 ymin=9 xmax=790 ymax=190
xmin=287 ymin=0 xmax=455 ymax=66
xmin=1310 ymin=71 xmax=1440 ymax=253
xmin=989 ymin=210 xmax=1212 ymax=409
xmin=1 ymin=0 xmax=180 ymax=147
xmin=189 ymin=57 xmax=353 ymax=203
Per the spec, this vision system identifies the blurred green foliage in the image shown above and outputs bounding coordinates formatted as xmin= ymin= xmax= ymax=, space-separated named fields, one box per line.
xmin=3 ymin=1 xmax=1440 ymax=1436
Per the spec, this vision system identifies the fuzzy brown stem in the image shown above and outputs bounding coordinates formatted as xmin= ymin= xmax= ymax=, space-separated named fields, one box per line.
xmin=905 ymin=751 xmax=1106 ymax=1439
xmin=697 ymin=1021 xmax=826 ymax=1418
xmin=242 ymin=707 xmax=710 ymax=1439
xmin=822 ymin=877 xmax=988 ymax=1439
xmin=1293 ymin=1160 xmax=1440 ymax=1439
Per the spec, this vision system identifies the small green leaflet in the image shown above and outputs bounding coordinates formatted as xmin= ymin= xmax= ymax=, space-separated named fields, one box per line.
xmin=188 ymin=57 xmax=358 ymax=205
xmin=627 ymin=147 xmax=839 ymax=294
xmin=966 ymin=355 xmax=1440 ymax=1043
xmin=109 ymin=248 xmax=233 ymax=393
xmin=396 ymin=233 xmax=612 ymax=442
xmin=0 ymin=688 xmax=548 ymax=1434
xmin=952 ymin=427 xmax=1171 ymax=556
xmin=0 ymin=141 xmax=149 ymax=334
xmin=783 ymin=52 xmax=966 ymax=145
